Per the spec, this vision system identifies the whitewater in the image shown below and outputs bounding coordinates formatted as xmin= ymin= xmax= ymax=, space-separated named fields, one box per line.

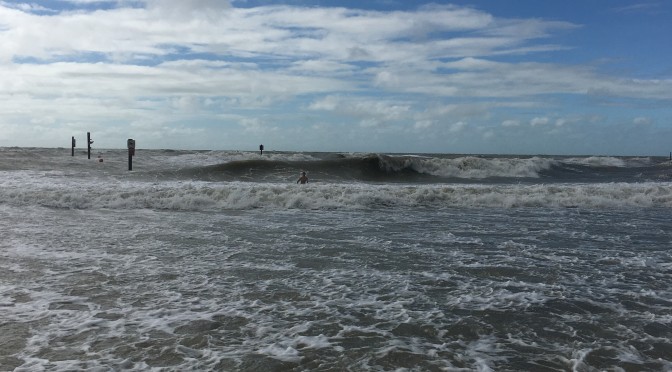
xmin=1 ymin=147 xmax=671 ymax=371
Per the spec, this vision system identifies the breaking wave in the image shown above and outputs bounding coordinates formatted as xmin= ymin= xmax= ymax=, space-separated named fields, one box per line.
xmin=2 ymin=179 xmax=671 ymax=210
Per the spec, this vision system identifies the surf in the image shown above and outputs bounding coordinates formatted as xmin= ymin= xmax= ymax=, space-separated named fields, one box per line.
xmin=2 ymin=177 xmax=671 ymax=211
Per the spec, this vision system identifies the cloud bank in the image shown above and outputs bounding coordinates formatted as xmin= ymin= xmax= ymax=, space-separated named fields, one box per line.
xmin=0 ymin=1 xmax=669 ymax=154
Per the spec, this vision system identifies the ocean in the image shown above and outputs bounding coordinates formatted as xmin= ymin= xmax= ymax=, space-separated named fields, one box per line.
xmin=1 ymin=147 xmax=671 ymax=371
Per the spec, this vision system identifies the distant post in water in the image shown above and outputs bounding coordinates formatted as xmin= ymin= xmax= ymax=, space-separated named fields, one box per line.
xmin=87 ymin=132 xmax=93 ymax=159
xmin=127 ymin=138 xmax=136 ymax=171
xmin=71 ymin=136 xmax=76 ymax=157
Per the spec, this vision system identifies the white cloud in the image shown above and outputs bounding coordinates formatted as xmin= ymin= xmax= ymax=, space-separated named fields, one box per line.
xmin=370 ymin=58 xmax=672 ymax=100
xmin=289 ymin=60 xmax=355 ymax=75
xmin=612 ymin=2 xmax=664 ymax=14
xmin=359 ymin=119 xmax=381 ymax=128
xmin=530 ymin=117 xmax=549 ymax=126
xmin=0 ymin=3 xmax=576 ymax=65
xmin=502 ymin=120 xmax=520 ymax=127
xmin=0 ymin=1 xmax=52 ymax=12
xmin=633 ymin=117 xmax=652 ymax=126
xmin=308 ymin=95 xmax=411 ymax=122
xmin=2 ymin=3 xmax=668 ymax=103
xmin=414 ymin=120 xmax=433 ymax=130
xmin=449 ymin=121 xmax=467 ymax=133
xmin=145 ymin=0 xmax=231 ymax=13
xmin=307 ymin=95 xmax=340 ymax=111
xmin=171 ymin=96 xmax=202 ymax=112
xmin=239 ymin=117 xmax=268 ymax=133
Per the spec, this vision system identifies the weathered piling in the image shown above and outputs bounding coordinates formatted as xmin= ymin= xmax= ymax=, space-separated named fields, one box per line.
xmin=127 ymin=139 xmax=135 ymax=170
xmin=87 ymin=132 xmax=93 ymax=159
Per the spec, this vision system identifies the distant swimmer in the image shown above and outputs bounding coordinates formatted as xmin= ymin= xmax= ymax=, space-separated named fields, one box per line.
xmin=259 ymin=144 xmax=264 ymax=155
xmin=297 ymin=171 xmax=308 ymax=184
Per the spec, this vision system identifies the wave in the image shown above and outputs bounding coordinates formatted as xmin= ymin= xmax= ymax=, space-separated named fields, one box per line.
xmin=168 ymin=154 xmax=561 ymax=183
xmin=1 ymin=148 xmax=668 ymax=183
xmin=563 ymin=156 xmax=628 ymax=168
xmin=171 ymin=154 xmax=672 ymax=184
xmin=400 ymin=155 xmax=556 ymax=178
xmin=2 ymin=180 xmax=671 ymax=211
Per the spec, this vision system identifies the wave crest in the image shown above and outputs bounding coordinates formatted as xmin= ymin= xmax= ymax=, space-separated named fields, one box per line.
xmin=3 ymin=181 xmax=671 ymax=210
xmin=391 ymin=156 xmax=556 ymax=178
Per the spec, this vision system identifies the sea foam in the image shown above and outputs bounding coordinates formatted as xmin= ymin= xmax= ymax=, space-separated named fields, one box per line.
xmin=1 ymin=176 xmax=671 ymax=210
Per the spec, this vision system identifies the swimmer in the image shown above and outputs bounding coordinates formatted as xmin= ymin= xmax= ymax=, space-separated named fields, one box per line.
xmin=296 ymin=171 xmax=308 ymax=184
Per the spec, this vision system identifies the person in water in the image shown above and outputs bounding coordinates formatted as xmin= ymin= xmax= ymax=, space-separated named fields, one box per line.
xmin=297 ymin=171 xmax=308 ymax=184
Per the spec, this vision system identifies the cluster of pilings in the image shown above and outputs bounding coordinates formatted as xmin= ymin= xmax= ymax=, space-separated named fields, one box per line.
xmin=71 ymin=132 xmax=136 ymax=170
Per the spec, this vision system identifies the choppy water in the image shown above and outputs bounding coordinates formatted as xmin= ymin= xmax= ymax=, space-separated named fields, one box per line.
xmin=1 ymin=148 xmax=671 ymax=371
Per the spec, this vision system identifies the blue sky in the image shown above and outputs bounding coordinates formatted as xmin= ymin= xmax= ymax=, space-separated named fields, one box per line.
xmin=0 ymin=0 xmax=670 ymax=155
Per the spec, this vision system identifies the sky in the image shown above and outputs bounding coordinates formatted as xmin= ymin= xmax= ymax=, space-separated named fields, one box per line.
xmin=0 ymin=0 xmax=670 ymax=155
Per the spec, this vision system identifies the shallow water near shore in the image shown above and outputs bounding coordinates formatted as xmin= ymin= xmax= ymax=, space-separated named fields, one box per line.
xmin=1 ymin=148 xmax=671 ymax=370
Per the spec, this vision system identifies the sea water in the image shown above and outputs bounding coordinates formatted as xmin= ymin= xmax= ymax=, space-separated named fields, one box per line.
xmin=1 ymin=148 xmax=671 ymax=371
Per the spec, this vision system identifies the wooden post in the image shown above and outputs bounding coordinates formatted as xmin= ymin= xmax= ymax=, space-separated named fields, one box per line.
xmin=71 ymin=136 xmax=75 ymax=156
xmin=127 ymin=139 xmax=135 ymax=171
xmin=87 ymin=132 xmax=92 ymax=159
